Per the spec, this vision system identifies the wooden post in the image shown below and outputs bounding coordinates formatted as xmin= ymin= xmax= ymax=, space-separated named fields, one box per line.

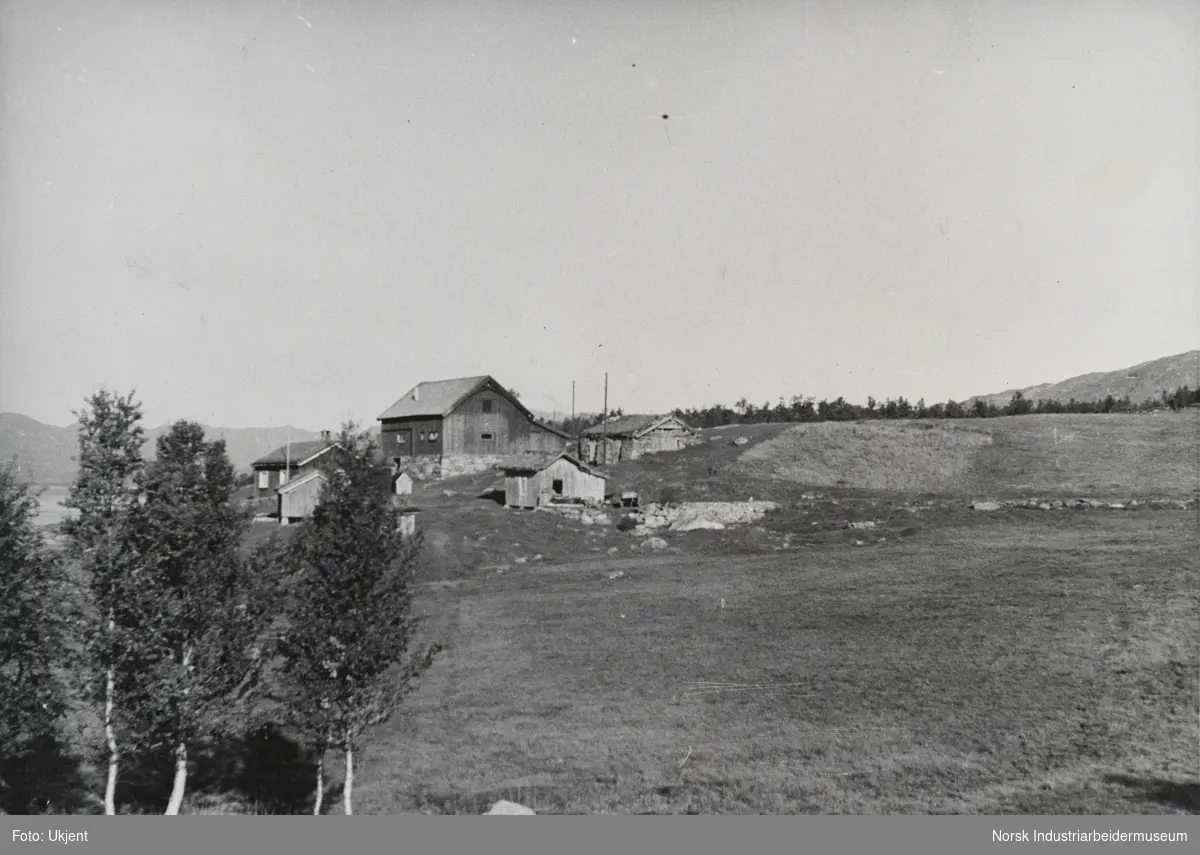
xmin=602 ymin=373 xmax=608 ymax=466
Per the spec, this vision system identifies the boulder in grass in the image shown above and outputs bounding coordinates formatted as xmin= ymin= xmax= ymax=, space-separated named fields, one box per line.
xmin=970 ymin=501 xmax=1001 ymax=511
xmin=485 ymin=800 xmax=536 ymax=815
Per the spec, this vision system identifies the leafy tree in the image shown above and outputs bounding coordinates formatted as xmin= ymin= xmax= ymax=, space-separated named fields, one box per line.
xmin=0 ymin=461 xmax=70 ymax=800
xmin=61 ymin=390 xmax=146 ymax=815
xmin=943 ymin=399 xmax=966 ymax=419
xmin=120 ymin=421 xmax=270 ymax=815
xmin=1005 ymin=391 xmax=1033 ymax=416
xmin=276 ymin=423 xmax=439 ymax=815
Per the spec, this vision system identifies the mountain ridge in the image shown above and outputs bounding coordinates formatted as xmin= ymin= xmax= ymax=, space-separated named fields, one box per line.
xmin=967 ymin=350 xmax=1199 ymax=408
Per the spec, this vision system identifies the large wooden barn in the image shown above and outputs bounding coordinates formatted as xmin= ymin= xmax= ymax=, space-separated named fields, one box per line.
xmin=377 ymin=375 xmax=571 ymax=479
xmin=501 ymin=453 xmax=607 ymax=509
xmin=579 ymin=414 xmax=698 ymax=466
xmin=250 ymin=432 xmax=339 ymax=498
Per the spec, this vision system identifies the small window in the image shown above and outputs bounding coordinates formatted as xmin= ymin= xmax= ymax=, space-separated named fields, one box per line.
xmin=552 ymin=479 xmax=564 ymax=495
xmin=419 ymin=430 xmax=426 ymax=441
xmin=481 ymin=399 xmax=493 ymax=413
xmin=429 ymin=431 xmax=439 ymax=441
xmin=257 ymin=470 xmax=269 ymax=489
xmin=481 ymin=433 xmax=494 ymax=441
xmin=278 ymin=470 xmax=290 ymax=487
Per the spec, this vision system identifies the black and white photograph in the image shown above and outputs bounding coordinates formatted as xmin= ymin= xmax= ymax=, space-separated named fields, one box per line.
xmin=1 ymin=0 xmax=1197 ymax=823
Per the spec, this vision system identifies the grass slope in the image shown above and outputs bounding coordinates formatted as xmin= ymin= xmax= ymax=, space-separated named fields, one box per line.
xmin=733 ymin=414 xmax=1199 ymax=499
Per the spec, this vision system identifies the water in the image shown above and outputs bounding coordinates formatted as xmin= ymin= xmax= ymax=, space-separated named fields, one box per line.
xmin=34 ymin=486 xmax=76 ymax=528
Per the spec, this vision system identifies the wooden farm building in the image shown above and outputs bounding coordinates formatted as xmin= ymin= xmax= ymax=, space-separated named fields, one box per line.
xmin=579 ymin=414 xmax=699 ymax=466
xmin=277 ymin=470 xmax=327 ymax=524
xmin=501 ymin=452 xmax=607 ymax=509
xmin=377 ymin=375 xmax=571 ymax=479
xmin=251 ymin=432 xmax=339 ymax=498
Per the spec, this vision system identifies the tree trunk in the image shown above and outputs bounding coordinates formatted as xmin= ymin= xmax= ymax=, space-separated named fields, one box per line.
xmin=164 ymin=646 xmax=193 ymax=816
xmin=164 ymin=740 xmax=187 ymax=815
xmin=103 ymin=665 xmax=118 ymax=816
xmin=342 ymin=745 xmax=353 ymax=815
xmin=313 ymin=753 xmax=324 ymax=815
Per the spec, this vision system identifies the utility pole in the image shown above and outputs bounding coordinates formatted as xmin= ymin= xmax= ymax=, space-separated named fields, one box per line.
xmin=602 ymin=372 xmax=608 ymax=465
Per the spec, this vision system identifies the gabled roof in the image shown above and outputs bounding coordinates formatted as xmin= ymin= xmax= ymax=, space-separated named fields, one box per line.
xmin=252 ymin=440 xmax=338 ymax=468
xmin=498 ymin=451 xmax=607 ymax=478
xmin=580 ymin=414 xmax=693 ymax=438
xmin=376 ymin=375 xmax=573 ymax=439
xmin=378 ymin=375 xmax=492 ymax=420
xmin=276 ymin=470 xmax=327 ymax=494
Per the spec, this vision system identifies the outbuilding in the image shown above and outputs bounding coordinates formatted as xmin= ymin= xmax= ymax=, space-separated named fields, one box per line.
xmin=579 ymin=414 xmax=699 ymax=466
xmin=277 ymin=470 xmax=327 ymax=524
xmin=501 ymin=452 xmax=607 ymax=509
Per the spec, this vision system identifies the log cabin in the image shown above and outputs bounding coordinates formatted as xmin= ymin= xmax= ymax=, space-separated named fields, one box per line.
xmin=579 ymin=414 xmax=698 ymax=465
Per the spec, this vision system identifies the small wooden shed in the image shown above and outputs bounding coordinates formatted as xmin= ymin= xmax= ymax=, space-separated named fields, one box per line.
xmin=502 ymin=453 xmax=606 ymax=509
xmin=392 ymin=470 xmax=414 ymax=496
xmin=277 ymin=470 xmax=327 ymax=524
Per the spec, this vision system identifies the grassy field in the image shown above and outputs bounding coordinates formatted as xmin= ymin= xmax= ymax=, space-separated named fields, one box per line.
xmin=330 ymin=506 xmax=1197 ymax=815
xmin=22 ymin=413 xmax=1200 ymax=814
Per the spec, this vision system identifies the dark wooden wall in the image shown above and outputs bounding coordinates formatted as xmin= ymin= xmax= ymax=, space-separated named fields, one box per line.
xmin=380 ymin=417 xmax=444 ymax=458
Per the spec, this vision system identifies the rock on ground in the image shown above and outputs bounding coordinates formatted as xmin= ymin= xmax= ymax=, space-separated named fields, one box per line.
xmin=485 ymin=800 xmax=536 ymax=815
xmin=642 ymin=536 xmax=669 ymax=550
xmin=671 ymin=516 xmax=726 ymax=532
xmin=970 ymin=501 xmax=1001 ymax=511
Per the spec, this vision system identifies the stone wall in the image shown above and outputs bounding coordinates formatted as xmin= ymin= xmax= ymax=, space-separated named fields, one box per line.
xmin=439 ymin=454 xmax=510 ymax=479
xmin=393 ymin=456 xmax=441 ymax=481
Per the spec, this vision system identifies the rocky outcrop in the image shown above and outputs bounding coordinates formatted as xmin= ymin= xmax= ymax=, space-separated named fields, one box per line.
xmin=970 ymin=497 xmax=1196 ymax=512
xmin=625 ymin=501 xmax=780 ymax=533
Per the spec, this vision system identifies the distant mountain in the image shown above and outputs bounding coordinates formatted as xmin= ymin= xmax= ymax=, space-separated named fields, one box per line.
xmin=969 ymin=350 xmax=1200 ymax=408
xmin=0 ymin=413 xmax=321 ymax=486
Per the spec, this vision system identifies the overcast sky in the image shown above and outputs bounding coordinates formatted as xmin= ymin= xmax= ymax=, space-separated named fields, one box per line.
xmin=1 ymin=0 xmax=1196 ymax=429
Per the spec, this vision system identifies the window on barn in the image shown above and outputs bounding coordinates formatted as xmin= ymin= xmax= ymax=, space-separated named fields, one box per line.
xmin=552 ymin=479 xmax=564 ymax=495
xmin=481 ymin=399 xmax=493 ymax=413
xmin=481 ymin=433 xmax=494 ymax=441
xmin=279 ymin=470 xmax=290 ymax=487
xmin=419 ymin=430 xmax=426 ymax=441
xmin=257 ymin=470 xmax=269 ymax=489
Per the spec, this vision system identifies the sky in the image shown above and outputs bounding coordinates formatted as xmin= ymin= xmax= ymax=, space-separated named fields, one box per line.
xmin=1 ymin=0 xmax=1196 ymax=429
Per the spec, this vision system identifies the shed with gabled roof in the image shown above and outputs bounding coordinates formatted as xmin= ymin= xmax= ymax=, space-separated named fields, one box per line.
xmin=500 ymin=452 xmax=607 ymax=509
xmin=277 ymin=470 xmax=327 ymax=524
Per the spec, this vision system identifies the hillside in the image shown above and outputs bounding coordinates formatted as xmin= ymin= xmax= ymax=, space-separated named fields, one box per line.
xmin=0 ymin=413 xmax=320 ymax=485
xmin=969 ymin=350 xmax=1199 ymax=408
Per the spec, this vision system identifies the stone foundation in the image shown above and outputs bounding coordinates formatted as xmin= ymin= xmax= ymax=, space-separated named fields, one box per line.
xmin=439 ymin=454 xmax=510 ymax=479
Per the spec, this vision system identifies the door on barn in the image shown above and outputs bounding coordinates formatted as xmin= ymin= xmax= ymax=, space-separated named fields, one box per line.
xmin=395 ymin=429 xmax=413 ymax=457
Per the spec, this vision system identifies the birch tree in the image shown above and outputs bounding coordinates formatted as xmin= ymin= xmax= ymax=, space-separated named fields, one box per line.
xmin=276 ymin=424 xmax=438 ymax=815
xmin=60 ymin=390 xmax=145 ymax=815
xmin=122 ymin=422 xmax=271 ymax=815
